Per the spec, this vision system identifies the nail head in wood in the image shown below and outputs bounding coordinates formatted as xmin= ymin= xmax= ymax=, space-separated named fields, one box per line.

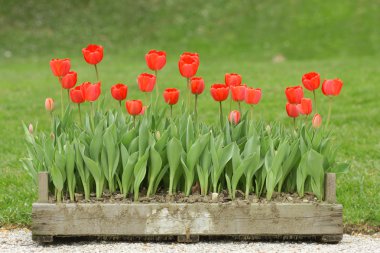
xmin=38 ymin=172 xmax=49 ymax=203
xmin=324 ymin=173 xmax=336 ymax=203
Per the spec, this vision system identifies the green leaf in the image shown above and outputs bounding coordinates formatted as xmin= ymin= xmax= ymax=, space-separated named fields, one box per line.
xmin=167 ymin=137 xmax=183 ymax=194
xmin=133 ymin=148 xmax=150 ymax=200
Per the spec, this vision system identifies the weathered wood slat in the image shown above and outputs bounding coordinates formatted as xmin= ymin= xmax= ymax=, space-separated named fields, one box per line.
xmin=32 ymin=202 xmax=343 ymax=240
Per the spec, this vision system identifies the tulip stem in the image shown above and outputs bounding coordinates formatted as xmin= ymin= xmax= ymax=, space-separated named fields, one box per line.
xmin=60 ymin=86 xmax=64 ymax=117
xmin=133 ymin=116 xmax=136 ymax=128
xmin=219 ymin=102 xmax=223 ymax=129
xmin=313 ymin=90 xmax=318 ymax=112
xmin=78 ymin=104 xmax=82 ymax=126
xmin=145 ymin=92 xmax=150 ymax=106
xmin=326 ymin=97 xmax=333 ymax=128
xmin=187 ymin=78 xmax=190 ymax=111
xmin=94 ymin=64 xmax=99 ymax=82
xmin=238 ymin=102 xmax=241 ymax=114
xmin=250 ymin=105 xmax=254 ymax=121
xmin=155 ymin=70 xmax=159 ymax=106
xmin=229 ymin=97 xmax=232 ymax=112
xmin=170 ymin=105 xmax=173 ymax=117
xmin=119 ymin=100 xmax=122 ymax=108
xmin=293 ymin=117 xmax=296 ymax=130
xmin=194 ymin=94 xmax=198 ymax=121
xmin=90 ymin=102 xmax=95 ymax=130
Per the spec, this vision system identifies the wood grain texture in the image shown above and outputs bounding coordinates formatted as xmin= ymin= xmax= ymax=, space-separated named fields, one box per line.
xmin=325 ymin=173 xmax=337 ymax=203
xmin=32 ymin=202 xmax=343 ymax=240
xmin=37 ymin=172 xmax=49 ymax=203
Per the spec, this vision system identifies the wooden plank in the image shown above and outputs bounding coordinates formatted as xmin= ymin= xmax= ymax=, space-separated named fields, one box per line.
xmin=37 ymin=172 xmax=49 ymax=203
xmin=324 ymin=173 xmax=336 ymax=203
xmin=32 ymin=202 xmax=343 ymax=239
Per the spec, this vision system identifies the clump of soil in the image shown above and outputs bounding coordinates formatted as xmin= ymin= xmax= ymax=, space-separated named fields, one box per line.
xmin=53 ymin=190 xmax=319 ymax=204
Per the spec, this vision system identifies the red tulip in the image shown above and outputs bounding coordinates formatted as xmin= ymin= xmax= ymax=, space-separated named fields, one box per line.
xmin=180 ymin=52 xmax=199 ymax=65
xmin=82 ymin=44 xmax=104 ymax=65
xmin=245 ymin=88 xmax=262 ymax=105
xmin=178 ymin=53 xmax=199 ymax=78
xmin=225 ymin=73 xmax=242 ymax=87
xmin=126 ymin=100 xmax=143 ymax=115
xmin=61 ymin=71 xmax=77 ymax=89
xmin=137 ymin=73 xmax=156 ymax=92
xmin=322 ymin=79 xmax=343 ymax=96
xmin=45 ymin=98 xmax=54 ymax=111
xmin=70 ymin=86 xmax=86 ymax=104
xmin=312 ymin=113 xmax=322 ymax=128
xmin=231 ymin=84 xmax=246 ymax=102
xmin=190 ymin=77 xmax=205 ymax=95
xmin=285 ymin=86 xmax=304 ymax=104
xmin=302 ymin=72 xmax=320 ymax=91
xmin=50 ymin=58 xmax=70 ymax=77
xmin=139 ymin=106 xmax=147 ymax=115
xmin=210 ymin=84 xmax=229 ymax=102
xmin=286 ymin=103 xmax=299 ymax=118
xmin=111 ymin=84 xmax=128 ymax=101
xmin=82 ymin=82 xmax=101 ymax=102
xmin=228 ymin=110 xmax=241 ymax=125
xmin=297 ymin=98 xmax=312 ymax=115
xmin=163 ymin=88 xmax=180 ymax=105
xmin=145 ymin=50 xmax=166 ymax=71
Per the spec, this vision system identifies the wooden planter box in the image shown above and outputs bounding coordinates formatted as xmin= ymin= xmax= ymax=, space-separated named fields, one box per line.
xmin=32 ymin=173 xmax=343 ymax=243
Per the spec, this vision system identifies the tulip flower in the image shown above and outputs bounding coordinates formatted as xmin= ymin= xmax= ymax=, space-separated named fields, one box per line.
xmin=312 ymin=113 xmax=322 ymax=128
xmin=50 ymin=58 xmax=71 ymax=116
xmin=231 ymin=84 xmax=246 ymax=113
xmin=126 ymin=100 xmax=143 ymax=127
xmin=225 ymin=73 xmax=242 ymax=87
xmin=179 ymin=52 xmax=200 ymax=108
xmin=190 ymin=77 xmax=205 ymax=119
xmin=297 ymin=98 xmax=312 ymax=115
xmin=61 ymin=71 xmax=77 ymax=89
xmin=70 ymin=85 xmax=86 ymax=124
xmin=210 ymin=84 xmax=229 ymax=128
xmin=322 ymin=78 xmax=343 ymax=127
xmin=163 ymin=88 xmax=180 ymax=117
xmin=111 ymin=84 xmax=128 ymax=106
xmin=145 ymin=49 xmax=166 ymax=71
xmin=45 ymin=98 xmax=54 ymax=112
xmin=138 ymin=73 xmax=156 ymax=92
xmin=50 ymin=58 xmax=70 ymax=77
xmin=82 ymin=44 xmax=103 ymax=81
xmin=285 ymin=85 xmax=303 ymax=104
xmin=286 ymin=102 xmax=299 ymax=128
xmin=245 ymin=87 xmax=262 ymax=119
xmin=228 ymin=110 xmax=241 ymax=125
xmin=82 ymin=82 xmax=101 ymax=102
xmin=145 ymin=49 xmax=166 ymax=103
xmin=302 ymin=72 xmax=320 ymax=112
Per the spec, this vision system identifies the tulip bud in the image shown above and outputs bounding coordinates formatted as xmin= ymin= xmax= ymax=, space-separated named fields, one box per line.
xmin=228 ymin=110 xmax=241 ymax=125
xmin=45 ymin=98 xmax=54 ymax=112
xmin=312 ymin=113 xmax=322 ymax=128
xmin=28 ymin=123 xmax=34 ymax=134
xmin=50 ymin=132 xmax=55 ymax=140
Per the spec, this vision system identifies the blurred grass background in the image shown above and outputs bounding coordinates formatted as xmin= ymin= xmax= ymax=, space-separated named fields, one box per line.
xmin=0 ymin=0 xmax=379 ymax=227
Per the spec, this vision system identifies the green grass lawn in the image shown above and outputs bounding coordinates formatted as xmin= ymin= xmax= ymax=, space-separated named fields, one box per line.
xmin=0 ymin=0 xmax=379 ymax=227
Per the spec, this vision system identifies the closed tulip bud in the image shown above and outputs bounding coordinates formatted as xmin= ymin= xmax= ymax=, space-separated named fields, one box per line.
xmin=322 ymin=79 xmax=343 ymax=96
xmin=228 ymin=110 xmax=241 ymax=125
xmin=163 ymin=88 xmax=180 ymax=105
xmin=145 ymin=50 xmax=166 ymax=71
xmin=286 ymin=102 xmax=299 ymax=118
xmin=28 ymin=123 xmax=33 ymax=134
xmin=225 ymin=73 xmax=242 ymax=87
xmin=45 ymin=98 xmax=54 ymax=111
xmin=231 ymin=84 xmax=247 ymax=102
xmin=210 ymin=84 xmax=229 ymax=102
xmin=61 ymin=71 xmax=77 ymax=89
xmin=302 ymin=72 xmax=320 ymax=91
xmin=245 ymin=87 xmax=262 ymax=105
xmin=312 ymin=113 xmax=322 ymax=128
xmin=190 ymin=77 xmax=205 ymax=95
xmin=50 ymin=58 xmax=70 ymax=77
xmin=111 ymin=83 xmax=128 ymax=101
xmin=126 ymin=100 xmax=143 ymax=115
xmin=137 ymin=73 xmax=156 ymax=92
xmin=285 ymin=86 xmax=304 ymax=104
xmin=82 ymin=44 xmax=104 ymax=65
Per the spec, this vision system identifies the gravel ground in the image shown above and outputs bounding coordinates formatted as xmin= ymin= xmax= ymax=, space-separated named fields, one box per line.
xmin=1 ymin=229 xmax=380 ymax=253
